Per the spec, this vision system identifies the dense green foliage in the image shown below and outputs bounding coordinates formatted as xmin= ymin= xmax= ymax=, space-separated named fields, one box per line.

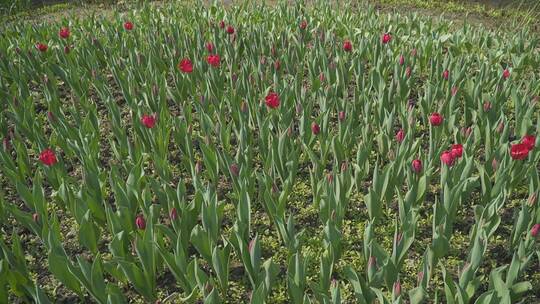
xmin=0 ymin=1 xmax=539 ymax=303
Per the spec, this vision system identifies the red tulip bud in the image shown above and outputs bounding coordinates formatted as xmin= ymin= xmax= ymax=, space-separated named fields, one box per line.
xmin=451 ymin=86 xmax=458 ymax=96
xmin=341 ymin=161 xmax=348 ymax=172
xmin=491 ymin=158 xmax=498 ymax=171
xmin=230 ymin=163 xmax=239 ymax=177
xmin=170 ymin=208 xmax=178 ymax=221
xmin=483 ymin=101 xmax=492 ymax=112
xmin=503 ymin=69 xmax=510 ymax=79
xmin=395 ymin=129 xmax=405 ymax=143
xmin=32 ymin=213 xmax=39 ymax=222
xmin=327 ymin=173 xmax=333 ymax=184
xmin=429 ymin=113 xmax=444 ymax=126
xmin=393 ymin=281 xmax=401 ymax=297
xmin=399 ymin=54 xmax=405 ymax=66
xmin=195 ymin=160 xmax=203 ymax=174
xmin=135 ymin=215 xmax=146 ymax=230
xmin=338 ymin=111 xmax=345 ymax=122
xmin=411 ymin=159 xmax=422 ymax=174
xmin=311 ymin=122 xmax=320 ymax=135
xmin=496 ymin=121 xmax=505 ymax=134
xmin=319 ymin=72 xmax=325 ymax=82
xmin=442 ymin=69 xmax=449 ymax=80
xmin=405 ymin=66 xmax=412 ymax=78
xmin=440 ymin=151 xmax=454 ymax=167
xmin=411 ymin=48 xmax=417 ymax=57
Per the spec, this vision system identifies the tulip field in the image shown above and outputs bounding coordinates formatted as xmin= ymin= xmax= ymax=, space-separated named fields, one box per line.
xmin=1 ymin=1 xmax=540 ymax=303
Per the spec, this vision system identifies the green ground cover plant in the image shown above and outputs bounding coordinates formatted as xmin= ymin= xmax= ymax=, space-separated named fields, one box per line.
xmin=0 ymin=0 xmax=539 ymax=303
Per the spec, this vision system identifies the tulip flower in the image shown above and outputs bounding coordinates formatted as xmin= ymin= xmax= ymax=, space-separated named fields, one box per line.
xmin=521 ymin=135 xmax=536 ymax=151
xmin=206 ymin=42 xmax=214 ymax=53
xmin=207 ymin=54 xmax=220 ymax=67
xmin=395 ymin=129 xmax=405 ymax=143
xmin=411 ymin=159 xmax=422 ymax=173
xmin=39 ymin=148 xmax=57 ymax=166
xmin=503 ymin=69 xmax=510 ymax=79
xmin=226 ymin=25 xmax=235 ymax=34
xmin=36 ymin=43 xmax=48 ymax=52
xmin=311 ymin=122 xmax=320 ymax=135
xmin=429 ymin=113 xmax=443 ymax=126
xmin=440 ymin=151 xmax=454 ymax=166
xmin=510 ymin=143 xmax=529 ymax=160
xmin=442 ymin=69 xmax=449 ymax=80
xmin=178 ymin=58 xmax=193 ymax=73
xmin=381 ymin=33 xmax=391 ymax=44
xmin=265 ymin=92 xmax=280 ymax=109
xmin=141 ymin=114 xmax=156 ymax=128
xmin=59 ymin=27 xmax=70 ymax=39
xmin=343 ymin=40 xmax=352 ymax=52
xmin=124 ymin=21 xmax=134 ymax=31
xmin=135 ymin=215 xmax=146 ymax=230
xmin=170 ymin=208 xmax=178 ymax=221
xmin=450 ymin=144 xmax=463 ymax=158
xmin=299 ymin=20 xmax=307 ymax=30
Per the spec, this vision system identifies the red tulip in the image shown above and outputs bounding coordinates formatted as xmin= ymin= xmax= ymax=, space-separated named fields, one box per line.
xmin=510 ymin=143 xmax=530 ymax=160
xmin=206 ymin=42 xmax=214 ymax=53
xmin=381 ymin=33 xmax=392 ymax=44
xmin=274 ymin=59 xmax=281 ymax=70
xmin=311 ymin=122 xmax=320 ymax=135
xmin=124 ymin=21 xmax=134 ymax=31
xmin=338 ymin=111 xmax=346 ymax=122
xmin=36 ymin=43 xmax=48 ymax=52
xmin=219 ymin=20 xmax=225 ymax=29
xmin=170 ymin=208 xmax=178 ymax=221
xmin=399 ymin=54 xmax=405 ymax=66
xmin=265 ymin=92 xmax=280 ymax=109
xmin=405 ymin=66 xmax=412 ymax=78
xmin=442 ymin=69 xmax=449 ymax=80
xmin=39 ymin=148 xmax=57 ymax=166
xmin=64 ymin=45 xmax=71 ymax=54
xmin=59 ymin=27 xmax=70 ymax=39
xmin=411 ymin=159 xmax=422 ymax=173
xmin=229 ymin=163 xmax=239 ymax=177
xmin=451 ymin=86 xmax=458 ymax=96
xmin=135 ymin=215 xmax=146 ymax=230
xmin=207 ymin=54 xmax=220 ymax=67
xmin=483 ymin=101 xmax=492 ymax=112
xmin=411 ymin=48 xmax=417 ymax=57
xmin=178 ymin=58 xmax=193 ymax=73
xmin=300 ymin=20 xmax=307 ymax=30
xmin=531 ymin=224 xmax=540 ymax=237
xmin=429 ymin=112 xmax=443 ymax=126
xmin=32 ymin=213 xmax=39 ymax=222
xmin=451 ymin=144 xmax=463 ymax=158
xmin=141 ymin=114 xmax=156 ymax=128
xmin=521 ymin=135 xmax=536 ymax=151
xmin=395 ymin=129 xmax=405 ymax=143
xmin=393 ymin=281 xmax=401 ymax=297
xmin=503 ymin=69 xmax=510 ymax=79
xmin=440 ymin=151 xmax=454 ymax=166
xmin=343 ymin=40 xmax=352 ymax=52
xmin=319 ymin=72 xmax=325 ymax=82
xmin=226 ymin=25 xmax=235 ymax=34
